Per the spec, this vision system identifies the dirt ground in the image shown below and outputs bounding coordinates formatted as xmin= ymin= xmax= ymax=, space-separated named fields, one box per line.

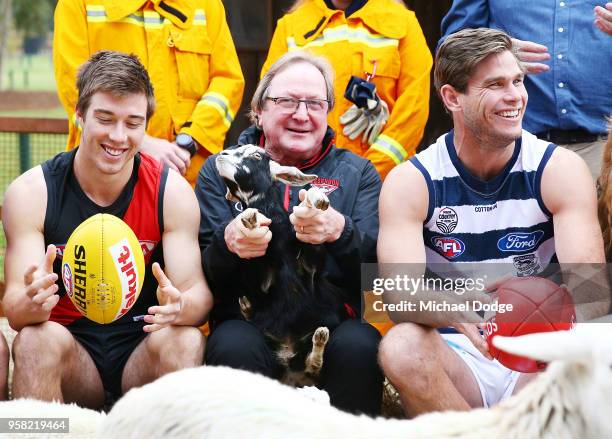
xmin=0 ymin=91 xmax=60 ymax=111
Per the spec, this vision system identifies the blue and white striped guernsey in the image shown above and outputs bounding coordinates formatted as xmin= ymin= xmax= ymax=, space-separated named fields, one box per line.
xmin=411 ymin=130 xmax=557 ymax=276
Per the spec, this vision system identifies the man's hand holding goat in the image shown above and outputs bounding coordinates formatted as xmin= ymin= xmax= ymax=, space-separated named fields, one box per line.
xmin=291 ymin=188 xmax=345 ymax=244
xmin=225 ymin=210 xmax=272 ymax=259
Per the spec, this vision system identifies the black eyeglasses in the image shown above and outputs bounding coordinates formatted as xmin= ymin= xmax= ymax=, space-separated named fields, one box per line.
xmin=265 ymin=97 xmax=329 ymax=113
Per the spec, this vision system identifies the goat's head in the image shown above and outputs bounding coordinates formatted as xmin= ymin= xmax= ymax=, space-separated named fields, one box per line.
xmin=493 ymin=323 xmax=612 ymax=437
xmin=216 ymin=144 xmax=317 ymax=206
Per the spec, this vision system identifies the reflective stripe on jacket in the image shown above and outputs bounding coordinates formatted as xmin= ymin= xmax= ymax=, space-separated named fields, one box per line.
xmin=54 ymin=0 xmax=244 ymax=184
xmin=262 ymin=0 xmax=432 ymax=180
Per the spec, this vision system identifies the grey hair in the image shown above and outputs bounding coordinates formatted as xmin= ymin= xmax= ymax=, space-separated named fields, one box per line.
xmin=249 ymin=51 xmax=335 ymax=125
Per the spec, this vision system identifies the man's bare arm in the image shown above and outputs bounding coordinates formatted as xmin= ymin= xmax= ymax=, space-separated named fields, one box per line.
xmin=378 ymin=164 xmax=483 ymax=320
xmin=144 ymin=170 xmax=213 ymax=331
xmin=377 ymin=163 xmax=490 ymax=355
xmin=541 ymin=147 xmax=609 ymax=320
xmin=378 ymin=162 xmax=428 ymax=265
xmin=2 ymin=167 xmax=59 ymax=331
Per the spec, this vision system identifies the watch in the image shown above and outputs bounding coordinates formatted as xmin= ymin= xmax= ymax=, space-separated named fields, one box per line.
xmin=176 ymin=133 xmax=197 ymax=157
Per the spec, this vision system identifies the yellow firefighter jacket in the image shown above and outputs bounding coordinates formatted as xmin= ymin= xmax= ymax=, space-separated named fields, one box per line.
xmin=262 ymin=0 xmax=432 ymax=180
xmin=54 ymin=0 xmax=244 ymax=184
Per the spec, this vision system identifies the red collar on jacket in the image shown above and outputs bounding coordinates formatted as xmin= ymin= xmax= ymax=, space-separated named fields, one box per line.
xmin=258 ymin=129 xmax=336 ymax=171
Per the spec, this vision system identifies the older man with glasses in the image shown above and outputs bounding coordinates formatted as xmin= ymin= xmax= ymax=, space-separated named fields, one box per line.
xmin=195 ymin=51 xmax=384 ymax=416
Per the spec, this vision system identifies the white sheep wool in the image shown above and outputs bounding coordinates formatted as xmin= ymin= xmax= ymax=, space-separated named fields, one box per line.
xmin=98 ymin=325 xmax=612 ymax=439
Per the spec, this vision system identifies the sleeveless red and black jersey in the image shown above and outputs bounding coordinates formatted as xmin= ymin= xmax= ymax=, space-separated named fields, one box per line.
xmin=42 ymin=150 xmax=168 ymax=328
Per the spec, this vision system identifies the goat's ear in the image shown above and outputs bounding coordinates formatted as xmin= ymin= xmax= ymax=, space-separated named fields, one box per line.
xmin=225 ymin=187 xmax=239 ymax=202
xmin=492 ymin=329 xmax=592 ymax=364
xmin=269 ymin=161 xmax=317 ymax=186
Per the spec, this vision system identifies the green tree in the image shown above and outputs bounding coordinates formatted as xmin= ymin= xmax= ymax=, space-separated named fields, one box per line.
xmin=12 ymin=0 xmax=54 ymax=38
xmin=12 ymin=0 xmax=55 ymax=54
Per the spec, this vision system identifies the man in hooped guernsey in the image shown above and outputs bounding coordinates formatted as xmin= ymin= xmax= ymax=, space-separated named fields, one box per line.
xmin=376 ymin=28 xmax=605 ymax=417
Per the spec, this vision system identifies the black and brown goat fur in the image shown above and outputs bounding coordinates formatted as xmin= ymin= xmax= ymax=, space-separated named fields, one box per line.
xmin=215 ymin=144 xmax=348 ymax=386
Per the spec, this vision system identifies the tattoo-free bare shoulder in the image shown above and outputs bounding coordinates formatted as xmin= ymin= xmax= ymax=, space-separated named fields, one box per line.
xmin=541 ymin=146 xmax=595 ymax=215
xmin=381 ymin=160 xmax=429 ymax=223
xmin=2 ymin=165 xmax=47 ymax=234
xmin=162 ymin=169 xmax=200 ymax=233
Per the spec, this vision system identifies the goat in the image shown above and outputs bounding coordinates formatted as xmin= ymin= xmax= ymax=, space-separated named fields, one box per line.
xmin=214 ymin=144 xmax=348 ymax=385
xmin=98 ymin=323 xmax=612 ymax=438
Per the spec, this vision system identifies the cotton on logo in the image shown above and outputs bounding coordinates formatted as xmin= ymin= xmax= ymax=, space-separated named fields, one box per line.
xmin=432 ymin=237 xmax=465 ymax=259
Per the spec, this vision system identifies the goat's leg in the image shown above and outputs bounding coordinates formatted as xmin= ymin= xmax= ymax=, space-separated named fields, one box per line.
xmin=304 ymin=187 xmax=329 ymax=211
xmin=239 ymin=207 xmax=260 ymax=229
xmin=238 ymin=296 xmax=252 ymax=320
xmin=305 ymin=327 xmax=329 ymax=377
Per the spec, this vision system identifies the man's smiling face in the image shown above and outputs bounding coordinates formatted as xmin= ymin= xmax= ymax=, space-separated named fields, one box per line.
xmin=458 ymin=50 xmax=527 ymax=148
xmin=257 ymin=61 xmax=329 ymax=166
xmin=78 ymin=91 xmax=147 ymax=175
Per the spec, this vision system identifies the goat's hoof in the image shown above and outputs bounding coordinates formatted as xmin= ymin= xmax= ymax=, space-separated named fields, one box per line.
xmin=305 ymin=187 xmax=329 ymax=211
xmin=306 ymin=327 xmax=329 ymax=377
xmin=312 ymin=327 xmax=330 ymax=347
xmin=240 ymin=208 xmax=260 ymax=230
xmin=239 ymin=296 xmax=252 ymax=319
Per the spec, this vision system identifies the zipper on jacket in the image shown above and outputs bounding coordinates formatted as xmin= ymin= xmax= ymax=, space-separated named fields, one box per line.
xmin=283 ymin=184 xmax=291 ymax=212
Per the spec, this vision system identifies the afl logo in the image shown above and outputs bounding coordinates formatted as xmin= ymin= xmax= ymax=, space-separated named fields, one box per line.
xmin=62 ymin=263 xmax=73 ymax=297
xmin=436 ymin=207 xmax=458 ymax=234
xmin=432 ymin=236 xmax=465 ymax=259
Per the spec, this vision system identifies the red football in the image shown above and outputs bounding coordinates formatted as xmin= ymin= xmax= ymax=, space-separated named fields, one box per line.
xmin=484 ymin=276 xmax=576 ymax=373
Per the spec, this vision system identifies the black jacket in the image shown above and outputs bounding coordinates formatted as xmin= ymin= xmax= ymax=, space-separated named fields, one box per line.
xmin=195 ymin=126 xmax=382 ymax=324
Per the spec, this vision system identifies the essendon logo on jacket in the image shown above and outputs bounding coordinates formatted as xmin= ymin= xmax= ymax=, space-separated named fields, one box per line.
xmin=311 ymin=177 xmax=339 ymax=195
xmin=109 ymin=239 xmax=139 ymax=319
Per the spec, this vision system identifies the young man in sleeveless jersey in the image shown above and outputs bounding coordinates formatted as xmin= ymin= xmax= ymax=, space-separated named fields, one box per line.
xmin=2 ymin=51 xmax=212 ymax=407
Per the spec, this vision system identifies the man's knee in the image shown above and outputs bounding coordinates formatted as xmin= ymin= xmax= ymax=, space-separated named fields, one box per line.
xmin=378 ymin=323 xmax=436 ymax=381
xmin=147 ymin=326 xmax=205 ymax=367
xmin=13 ymin=322 xmax=72 ymax=367
xmin=205 ymin=320 xmax=275 ymax=377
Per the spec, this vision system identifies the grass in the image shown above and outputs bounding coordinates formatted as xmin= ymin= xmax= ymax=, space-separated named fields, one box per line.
xmin=1 ymin=50 xmax=57 ymax=91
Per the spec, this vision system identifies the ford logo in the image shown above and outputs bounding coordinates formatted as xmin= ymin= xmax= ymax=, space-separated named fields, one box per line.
xmin=497 ymin=230 xmax=545 ymax=252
